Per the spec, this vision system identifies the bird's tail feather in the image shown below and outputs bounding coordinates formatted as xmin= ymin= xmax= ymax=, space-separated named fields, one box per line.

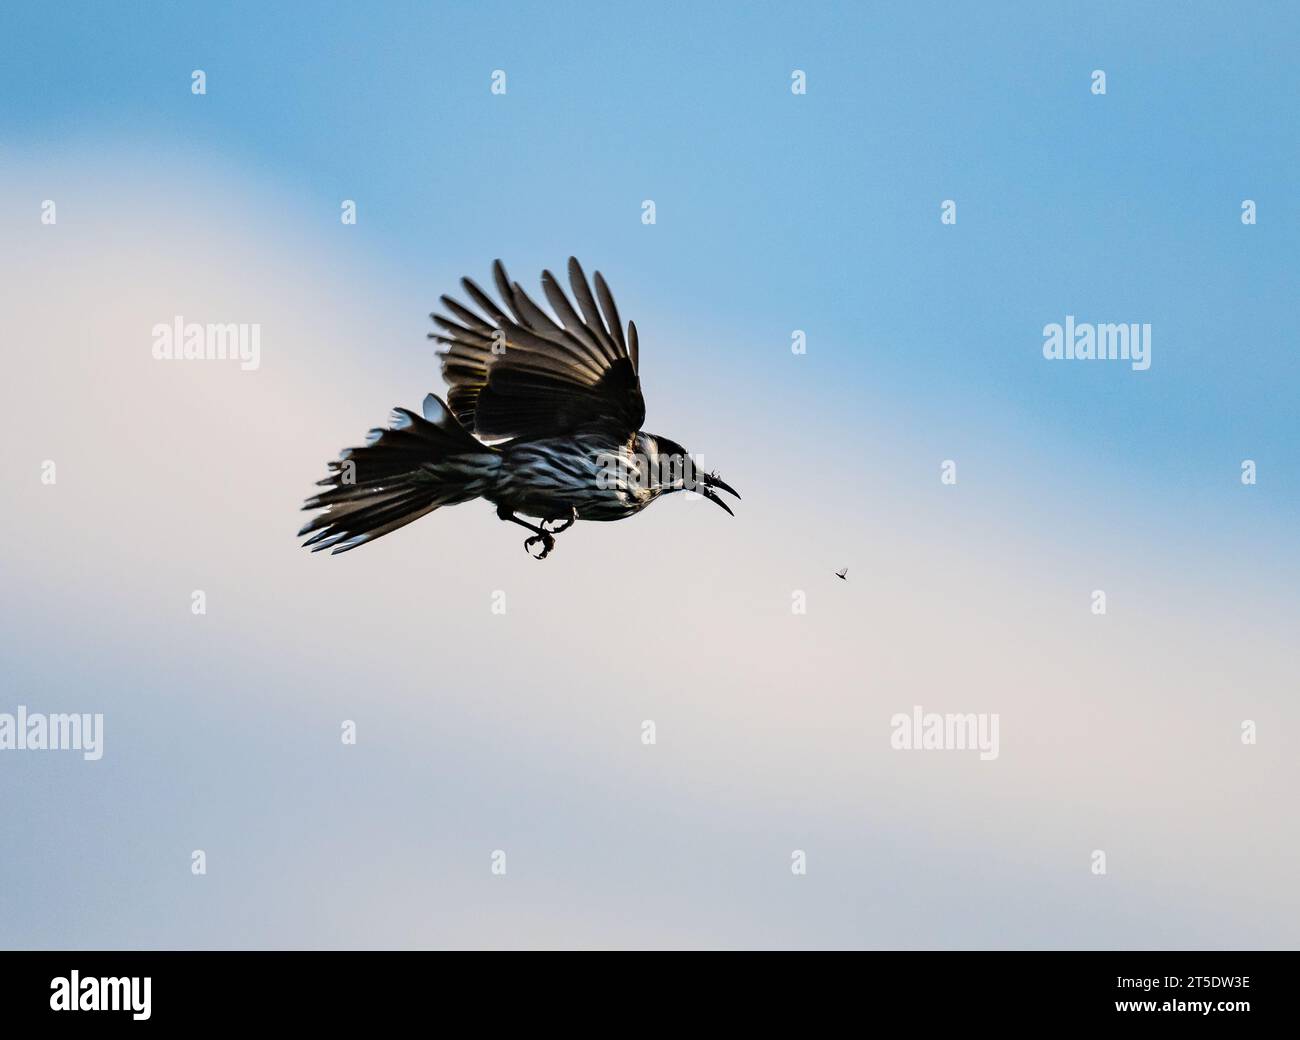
xmin=299 ymin=394 xmax=499 ymax=554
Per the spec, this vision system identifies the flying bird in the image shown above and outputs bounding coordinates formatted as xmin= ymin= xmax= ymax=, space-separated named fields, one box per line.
xmin=836 ymin=567 xmax=848 ymax=580
xmin=299 ymin=258 xmax=739 ymax=559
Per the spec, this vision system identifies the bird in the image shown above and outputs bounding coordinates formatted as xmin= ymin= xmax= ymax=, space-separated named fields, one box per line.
xmin=299 ymin=257 xmax=740 ymax=559
xmin=835 ymin=567 xmax=848 ymax=580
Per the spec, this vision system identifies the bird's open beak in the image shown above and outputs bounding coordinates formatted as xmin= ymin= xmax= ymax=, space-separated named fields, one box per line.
xmin=695 ymin=471 xmax=740 ymax=515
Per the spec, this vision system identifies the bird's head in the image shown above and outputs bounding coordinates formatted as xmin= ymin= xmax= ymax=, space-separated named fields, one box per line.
xmin=645 ymin=434 xmax=740 ymax=515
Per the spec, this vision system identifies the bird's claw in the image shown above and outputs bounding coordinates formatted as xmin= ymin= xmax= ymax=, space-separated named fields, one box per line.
xmin=524 ymin=532 xmax=556 ymax=559
xmin=542 ymin=508 xmax=577 ymax=534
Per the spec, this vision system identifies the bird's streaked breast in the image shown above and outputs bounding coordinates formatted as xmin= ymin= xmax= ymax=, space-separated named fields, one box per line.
xmin=491 ymin=433 xmax=654 ymax=521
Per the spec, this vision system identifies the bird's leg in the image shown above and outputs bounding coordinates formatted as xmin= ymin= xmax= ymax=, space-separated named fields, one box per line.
xmin=496 ymin=505 xmax=555 ymax=559
xmin=542 ymin=507 xmax=577 ymax=534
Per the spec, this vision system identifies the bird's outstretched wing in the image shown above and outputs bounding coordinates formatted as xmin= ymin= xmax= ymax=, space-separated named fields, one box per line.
xmin=430 ymin=257 xmax=645 ymax=441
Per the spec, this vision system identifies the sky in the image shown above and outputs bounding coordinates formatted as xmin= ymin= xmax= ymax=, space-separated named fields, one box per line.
xmin=0 ymin=1 xmax=1296 ymax=948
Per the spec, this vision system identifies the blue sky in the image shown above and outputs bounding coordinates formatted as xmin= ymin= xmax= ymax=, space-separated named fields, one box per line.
xmin=6 ymin=0 xmax=1297 ymax=488
xmin=1 ymin=1 xmax=1297 ymax=948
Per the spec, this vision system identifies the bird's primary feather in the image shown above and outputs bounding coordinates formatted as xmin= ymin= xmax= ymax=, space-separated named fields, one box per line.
xmin=430 ymin=257 xmax=645 ymax=440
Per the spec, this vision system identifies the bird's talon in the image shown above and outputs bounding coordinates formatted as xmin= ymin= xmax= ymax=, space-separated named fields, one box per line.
xmin=542 ymin=508 xmax=577 ymax=534
xmin=524 ymin=533 xmax=555 ymax=559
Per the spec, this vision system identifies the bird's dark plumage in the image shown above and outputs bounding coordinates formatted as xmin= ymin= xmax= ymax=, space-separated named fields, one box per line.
xmin=433 ymin=257 xmax=645 ymax=440
xmin=300 ymin=258 xmax=738 ymax=557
